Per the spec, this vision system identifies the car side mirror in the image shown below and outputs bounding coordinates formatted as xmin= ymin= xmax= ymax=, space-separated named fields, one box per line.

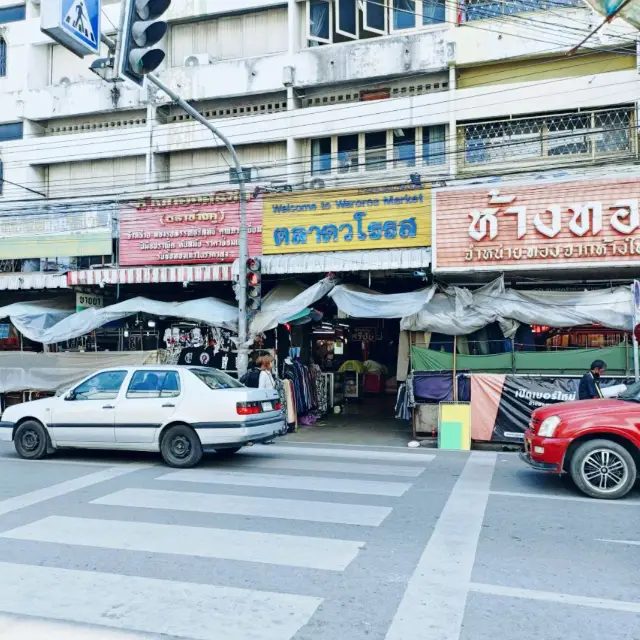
xmin=65 ymin=391 xmax=76 ymax=401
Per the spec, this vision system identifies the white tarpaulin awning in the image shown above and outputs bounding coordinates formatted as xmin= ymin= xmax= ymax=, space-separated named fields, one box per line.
xmin=0 ymin=299 xmax=76 ymax=342
xmin=400 ymin=278 xmax=635 ymax=337
xmin=329 ymin=283 xmax=436 ymax=319
xmin=0 ymin=351 xmax=158 ymax=393
xmin=249 ymin=278 xmax=337 ymax=337
xmin=31 ymin=296 xmax=238 ymax=344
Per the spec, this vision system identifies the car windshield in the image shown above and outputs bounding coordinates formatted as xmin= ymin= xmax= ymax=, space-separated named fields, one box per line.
xmin=190 ymin=368 xmax=244 ymax=390
xmin=618 ymin=381 xmax=640 ymax=403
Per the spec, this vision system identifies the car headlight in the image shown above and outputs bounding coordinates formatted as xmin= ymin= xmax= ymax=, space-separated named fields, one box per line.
xmin=538 ymin=416 xmax=561 ymax=437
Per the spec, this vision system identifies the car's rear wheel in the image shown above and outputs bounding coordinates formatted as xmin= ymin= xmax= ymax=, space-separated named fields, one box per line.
xmin=14 ymin=420 xmax=49 ymax=460
xmin=160 ymin=425 xmax=203 ymax=468
xmin=570 ymin=439 xmax=637 ymax=500
xmin=214 ymin=447 xmax=242 ymax=457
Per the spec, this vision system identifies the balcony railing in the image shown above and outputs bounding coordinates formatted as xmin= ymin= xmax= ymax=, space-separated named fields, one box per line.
xmin=459 ymin=0 xmax=583 ymax=23
xmin=458 ymin=106 xmax=636 ymax=170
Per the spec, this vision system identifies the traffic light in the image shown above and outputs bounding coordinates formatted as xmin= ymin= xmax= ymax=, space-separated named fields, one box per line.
xmin=246 ymin=258 xmax=261 ymax=313
xmin=118 ymin=0 xmax=171 ymax=86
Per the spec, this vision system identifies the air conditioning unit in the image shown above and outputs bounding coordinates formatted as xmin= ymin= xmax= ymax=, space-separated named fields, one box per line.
xmin=184 ymin=54 xmax=213 ymax=68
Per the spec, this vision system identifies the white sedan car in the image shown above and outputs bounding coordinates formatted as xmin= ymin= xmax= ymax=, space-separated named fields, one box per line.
xmin=0 ymin=365 xmax=284 ymax=468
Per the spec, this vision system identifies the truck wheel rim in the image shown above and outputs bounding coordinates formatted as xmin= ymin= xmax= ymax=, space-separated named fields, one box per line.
xmin=581 ymin=449 xmax=628 ymax=494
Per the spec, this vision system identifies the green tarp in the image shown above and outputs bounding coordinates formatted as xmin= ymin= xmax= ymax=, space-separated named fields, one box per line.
xmin=411 ymin=345 xmax=629 ymax=374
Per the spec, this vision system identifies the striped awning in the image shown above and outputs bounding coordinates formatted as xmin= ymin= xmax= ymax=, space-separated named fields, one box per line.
xmin=67 ymin=265 xmax=234 ymax=286
xmin=0 ymin=273 xmax=69 ymax=290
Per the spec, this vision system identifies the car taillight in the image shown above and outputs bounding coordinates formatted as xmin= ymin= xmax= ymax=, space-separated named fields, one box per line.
xmin=274 ymin=401 xmax=281 ymax=411
xmin=237 ymin=402 xmax=261 ymax=415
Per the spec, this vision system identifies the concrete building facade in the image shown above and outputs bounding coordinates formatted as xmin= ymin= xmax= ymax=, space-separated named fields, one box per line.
xmin=0 ymin=0 xmax=638 ymax=283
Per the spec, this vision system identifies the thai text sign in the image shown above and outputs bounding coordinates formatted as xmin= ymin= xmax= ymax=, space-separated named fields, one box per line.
xmin=263 ymin=186 xmax=431 ymax=254
xmin=434 ymin=177 xmax=640 ymax=271
xmin=0 ymin=206 xmax=112 ymax=260
xmin=119 ymin=192 xmax=262 ymax=266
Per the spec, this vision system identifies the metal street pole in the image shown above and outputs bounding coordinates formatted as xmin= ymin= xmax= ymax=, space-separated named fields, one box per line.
xmin=144 ymin=72 xmax=250 ymax=376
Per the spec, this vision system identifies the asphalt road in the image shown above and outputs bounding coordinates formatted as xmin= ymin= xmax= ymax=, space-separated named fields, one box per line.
xmin=0 ymin=440 xmax=638 ymax=640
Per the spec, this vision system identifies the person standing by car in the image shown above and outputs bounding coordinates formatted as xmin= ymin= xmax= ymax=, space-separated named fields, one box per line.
xmin=578 ymin=360 xmax=606 ymax=400
xmin=258 ymin=354 xmax=276 ymax=390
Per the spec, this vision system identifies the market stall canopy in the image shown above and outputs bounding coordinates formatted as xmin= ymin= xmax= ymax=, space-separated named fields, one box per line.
xmin=32 ymin=296 xmax=238 ymax=345
xmin=582 ymin=0 xmax=640 ymax=30
xmin=249 ymin=278 xmax=336 ymax=337
xmin=0 ymin=351 xmax=158 ymax=393
xmin=329 ymin=284 xmax=436 ymax=319
xmin=0 ymin=299 xmax=76 ymax=342
xmin=401 ymin=278 xmax=634 ymax=337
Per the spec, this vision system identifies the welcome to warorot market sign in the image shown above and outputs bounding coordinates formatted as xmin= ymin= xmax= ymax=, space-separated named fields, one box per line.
xmin=433 ymin=176 xmax=640 ymax=272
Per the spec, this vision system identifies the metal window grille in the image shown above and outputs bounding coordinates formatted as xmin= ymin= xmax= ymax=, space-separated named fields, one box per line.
xmin=459 ymin=107 xmax=635 ymax=169
xmin=461 ymin=0 xmax=582 ymax=22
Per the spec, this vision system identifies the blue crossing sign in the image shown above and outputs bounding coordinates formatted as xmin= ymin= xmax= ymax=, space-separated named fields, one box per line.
xmin=41 ymin=0 xmax=101 ymax=58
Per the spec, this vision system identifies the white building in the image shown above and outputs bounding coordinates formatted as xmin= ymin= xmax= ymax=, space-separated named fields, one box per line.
xmin=0 ymin=0 xmax=638 ymax=284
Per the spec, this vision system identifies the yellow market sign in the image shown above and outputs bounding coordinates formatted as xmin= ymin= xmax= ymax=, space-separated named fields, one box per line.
xmin=263 ymin=186 xmax=431 ymax=254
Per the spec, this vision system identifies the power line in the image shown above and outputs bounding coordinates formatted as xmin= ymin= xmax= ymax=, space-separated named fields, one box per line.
xmin=1 ymin=60 xmax=636 ymax=177
xmin=3 ymin=33 xmax=637 ymax=156
xmin=1 ymin=99 xmax=636 ymax=196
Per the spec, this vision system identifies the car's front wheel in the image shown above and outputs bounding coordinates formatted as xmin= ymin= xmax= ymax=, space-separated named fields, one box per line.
xmin=570 ymin=439 xmax=637 ymax=500
xmin=160 ymin=425 xmax=203 ymax=468
xmin=14 ymin=420 xmax=49 ymax=460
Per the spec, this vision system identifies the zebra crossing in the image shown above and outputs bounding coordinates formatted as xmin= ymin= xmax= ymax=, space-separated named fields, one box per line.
xmin=0 ymin=444 xmax=436 ymax=640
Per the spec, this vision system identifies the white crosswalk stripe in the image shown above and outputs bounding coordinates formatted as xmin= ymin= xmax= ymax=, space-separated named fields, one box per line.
xmin=0 ymin=443 xmax=436 ymax=639
xmin=217 ymin=455 xmax=427 ymax=477
xmin=0 ymin=562 xmax=322 ymax=640
xmin=241 ymin=444 xmax=434 ymax=462
xmin=93 ymin=487 xmax=392 ymax=526
xmin=159 ymin=468 xmax=412 ymax=496
xmin=1 ymin=515 xmax=364 ymax=571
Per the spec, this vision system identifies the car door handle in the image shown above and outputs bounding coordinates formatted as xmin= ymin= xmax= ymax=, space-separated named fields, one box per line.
xmin=103 ymin=405 xmax=115 ymax=409
xmin=162 ymin=403 xmax=175 ymax=408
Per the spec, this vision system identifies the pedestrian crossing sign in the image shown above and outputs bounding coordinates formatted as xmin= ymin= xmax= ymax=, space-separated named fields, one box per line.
xmin=64 ymin=0 xmax=97 ymax=47
xmin=41 ymin=0 xmax=101 ymax=58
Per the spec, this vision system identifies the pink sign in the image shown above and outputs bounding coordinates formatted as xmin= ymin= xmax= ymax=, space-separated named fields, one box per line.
xmin=119 ymin=192 xmax=262 ymax=266
xmin=434 ymin=176 xmax=640 ymax=272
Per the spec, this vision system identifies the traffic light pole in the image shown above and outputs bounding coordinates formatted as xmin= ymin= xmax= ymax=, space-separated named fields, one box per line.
xmin=145 ymin=73 xmax=250 ymax=376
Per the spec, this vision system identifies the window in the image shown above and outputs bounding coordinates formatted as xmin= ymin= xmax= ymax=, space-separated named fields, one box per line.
xmin=423 ymin=0 xmax=445 ymax=25
xmin=459 ymin=107 xmax=634 ymax=168
xmin=0 ymin=38 xmax=6 ymax=78
xmin=309 ymin=124 xmax=449 ymax=175
xmin=393 ymin=128 xmax=416 ymax=168
xmin=365 ymin=131 xmax=387 ymax=171
xmin=393 ymin=0 xmax=416 ymax=30
xmin=311 ymin=137 xmax=331 ymax=174
xmin=191 ymin=368 xmax=244 ymax=390
xmin=71 ymin=371 xmax=127 ymax=401
xmin=336 ymin=0 xmax=358 ymax=38
xmin=308 ymin=0 xmax=332 ymax=44
xmin=364 ymin=0 xmax=387 ymax=33
xmin=0 ymin=5 xmax=25 ymax=24
xmin=424 ymin=124 xmax=446 ymax=165
xmin=460 ymin=0 xmax=582 ymax=23
xmin=0 ymin=122 xmax=23 ymax=142
xmin=338 ymin=134 xmax=359 ymax=173
xmin=126 ymin=370 xmax=181 ymax=399
xmin=307 ymin=0 xmax=444 ymax=46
